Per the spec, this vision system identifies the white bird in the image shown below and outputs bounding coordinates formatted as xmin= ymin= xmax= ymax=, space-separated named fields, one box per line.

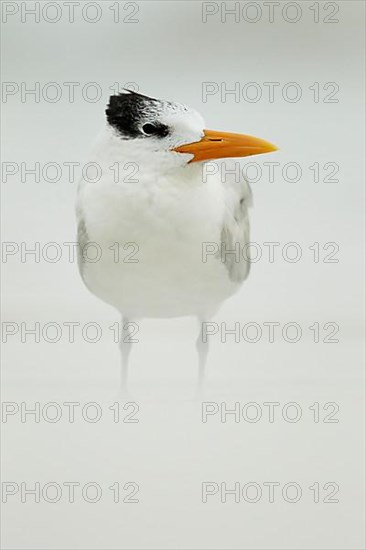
xmin=76 ymin=90 xmax=277 ymax=394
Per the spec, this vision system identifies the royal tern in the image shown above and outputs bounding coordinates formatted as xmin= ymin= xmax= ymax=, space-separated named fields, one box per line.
xmin=76 ymin=90 xmax=277 ymax=393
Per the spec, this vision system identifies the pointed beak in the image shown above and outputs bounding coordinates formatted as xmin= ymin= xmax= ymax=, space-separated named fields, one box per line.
xmin=174 ymin=129 xmax=278 ymax=163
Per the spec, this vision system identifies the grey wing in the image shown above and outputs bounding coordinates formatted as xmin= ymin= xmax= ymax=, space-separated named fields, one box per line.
xmin=76 ymin=209 xmax=89 ymax=280
xmin=219 ymin=160 xmax=252 ymax=284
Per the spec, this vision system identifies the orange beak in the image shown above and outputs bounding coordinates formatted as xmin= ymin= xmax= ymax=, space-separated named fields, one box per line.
xmin=174 ymin=129 xmax=278 ymax=163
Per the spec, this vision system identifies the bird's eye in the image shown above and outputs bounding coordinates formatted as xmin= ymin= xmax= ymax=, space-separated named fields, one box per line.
xmin=142 ymin=123 xmax=158 ymax=135
xmin=141 ymin=122 xmax=170 ymax=138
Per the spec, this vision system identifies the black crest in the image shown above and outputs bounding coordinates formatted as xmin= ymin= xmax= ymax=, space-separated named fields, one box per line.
xmin=106 ymin=90 xmax=167 ymax=139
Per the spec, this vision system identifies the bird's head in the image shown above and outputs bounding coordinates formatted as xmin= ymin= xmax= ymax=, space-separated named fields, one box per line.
xmin=105 ymin=90 xmax=277 ymax=171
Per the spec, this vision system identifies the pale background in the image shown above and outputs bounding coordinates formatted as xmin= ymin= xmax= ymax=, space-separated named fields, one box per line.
xmin=1 ymin=1 xmax=365 ymax=549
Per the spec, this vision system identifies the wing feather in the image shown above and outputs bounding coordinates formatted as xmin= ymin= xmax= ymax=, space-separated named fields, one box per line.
xmin=219 ymin=160 xmax=252 ymax=283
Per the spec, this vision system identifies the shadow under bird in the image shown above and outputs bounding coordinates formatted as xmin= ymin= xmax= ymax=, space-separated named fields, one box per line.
xmin=76 ymin=89 xmax=277 ymax=394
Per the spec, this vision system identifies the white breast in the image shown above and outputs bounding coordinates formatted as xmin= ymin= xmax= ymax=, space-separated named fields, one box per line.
xmin=77 ymin=164 xmax=240 ymax=319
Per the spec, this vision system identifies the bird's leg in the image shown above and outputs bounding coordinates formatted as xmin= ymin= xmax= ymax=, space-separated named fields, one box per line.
xmin=119 ymin=316 xmax=133 ymax=395
xmin=196 ymin=319 xmax=209 ymax=397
